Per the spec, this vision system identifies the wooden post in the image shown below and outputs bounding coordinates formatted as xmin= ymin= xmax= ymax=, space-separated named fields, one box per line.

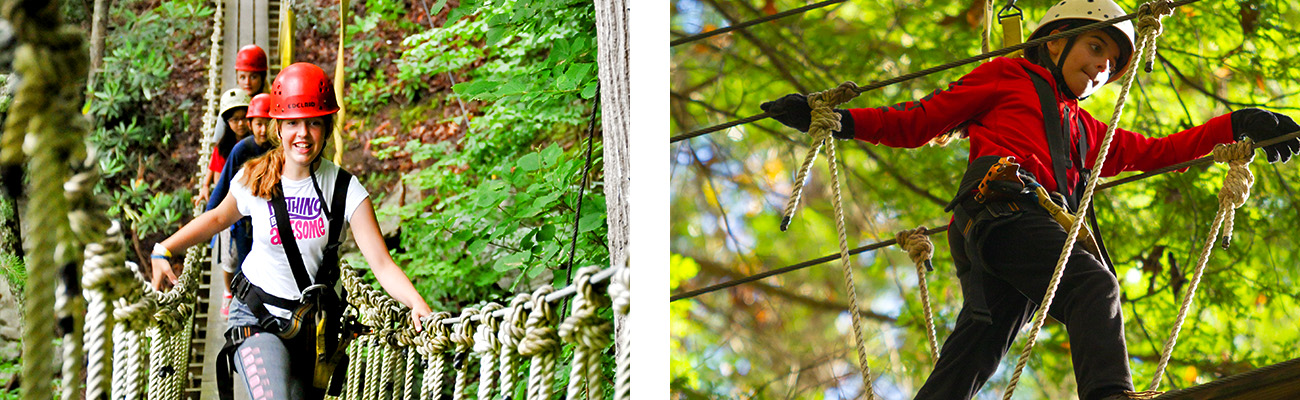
xmin=86 ymin=0 xmax=109 ymax=93
xmin=594 ymin=0 xmax=630 ymax=398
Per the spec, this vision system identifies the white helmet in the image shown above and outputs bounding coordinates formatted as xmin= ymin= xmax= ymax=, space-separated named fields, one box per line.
xmin=219 ymin=88 xmax=252 ymax=119
xmin=1025 ymin=0 xmax=1136 ymax=85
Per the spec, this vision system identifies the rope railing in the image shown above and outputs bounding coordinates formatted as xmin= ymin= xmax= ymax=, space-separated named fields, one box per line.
xmin=668 ymin=0 xmax=1205 ymax=143
xmin=670 ymin=130 xmax=1300 ymax=303
xmin=669 ymin=0 xmax=848 ymax=47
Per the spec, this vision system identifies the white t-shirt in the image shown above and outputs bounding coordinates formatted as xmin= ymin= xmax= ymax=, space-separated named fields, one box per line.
xmin=230 ymin=159 xmax=370 ymax=318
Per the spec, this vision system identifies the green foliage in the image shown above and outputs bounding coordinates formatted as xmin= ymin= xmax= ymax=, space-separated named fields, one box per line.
xmin=671 ymin=1 xmax=1300 ymax=398
xmin=107 ymin=179 xmax=191 ymax=239
xmin=384 ymin=141 xmax=607 ymax=308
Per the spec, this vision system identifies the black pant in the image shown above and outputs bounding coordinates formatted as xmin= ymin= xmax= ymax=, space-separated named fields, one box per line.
xmin=915 ymin=204 xmax=1133 ymax=400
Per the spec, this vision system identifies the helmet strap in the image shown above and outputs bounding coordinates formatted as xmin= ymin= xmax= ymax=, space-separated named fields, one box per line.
xmin=1051 ymin=35 xmax=1083 ymax=100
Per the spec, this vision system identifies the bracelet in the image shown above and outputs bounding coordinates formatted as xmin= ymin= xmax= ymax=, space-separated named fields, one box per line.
xmin=150 ymin=254 xmax=172 ymax=262
xmin=153 ymin=243 xmax=173 ymax=259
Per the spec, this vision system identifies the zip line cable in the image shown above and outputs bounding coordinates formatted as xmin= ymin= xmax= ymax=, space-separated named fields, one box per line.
xmin=670 ymin=0 xmax=848 ymax=47
xmin=669 ymin=130 xmax=1300 ymax=302
xmin=668 ymin=0 xmax=1205 ymax=143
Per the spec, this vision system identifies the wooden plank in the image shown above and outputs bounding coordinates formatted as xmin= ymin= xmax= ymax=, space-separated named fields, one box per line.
xmin=1155 ymin=357 xmax=1300 ymax=400
xmin=238 ymin=0 xmax=255 ymax=64
xmin=222 ymin=0 xmax=238 ymax=92
xmin=254 ymin=0 xmax=269 ymax=64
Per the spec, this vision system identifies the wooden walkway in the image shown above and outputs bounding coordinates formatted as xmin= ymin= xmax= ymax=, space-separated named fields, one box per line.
xmin=186 ymin=0 xmax=280 ymax=397
xmin=1154 ymin=357 xmax=1300 ymax=400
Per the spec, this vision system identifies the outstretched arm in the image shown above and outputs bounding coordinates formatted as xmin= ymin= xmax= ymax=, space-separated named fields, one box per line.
xmin=350 ymin=197 xmax=433 ymax=331
xmin=152 ymin=191 xmax=243 ymax=290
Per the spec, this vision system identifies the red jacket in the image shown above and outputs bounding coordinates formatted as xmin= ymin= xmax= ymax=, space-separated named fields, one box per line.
xmin=847 ymin=57 xmax=1235 ymax=195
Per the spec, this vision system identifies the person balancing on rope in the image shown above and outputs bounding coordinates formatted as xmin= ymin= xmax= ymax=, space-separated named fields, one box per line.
xmin=150 ymin=62 xmax=433 ymax=400
xmin=761 ymin=1 xmax=1300 ymax=399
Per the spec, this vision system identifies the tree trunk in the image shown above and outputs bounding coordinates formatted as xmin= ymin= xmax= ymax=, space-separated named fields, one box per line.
xmin=86 ymin=0 xmax=109 ymax=93
xmin=594 ymin=0 xmax=630 ymax=398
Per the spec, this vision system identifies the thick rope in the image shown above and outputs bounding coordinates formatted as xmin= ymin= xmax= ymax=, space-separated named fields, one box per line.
xmin=450 ymin=307 xmax=480 ymax=400
xmin=474 ymin=303 xmax=504 ymax=400
xmin=778 ymin=81 xmax=860 ymax=231
xmin=1143 ymin=140 xmax=1254 ymax=391
xmin=517 ymin=286 xmax=561 ymax=400
xmin=498 ymin=293 xmax=532 ymax=400
xmin=896 ymin=227 xmax=940 ymax=361
xmin=365 ymin=329 xmax=386 ymax=400
xmin=81 ymin=221 xmax=132 ymax=400
xmin=346 ymin=334 xmax=368 ymax=400
xmin=610 ymin=266 xmax=631 ymax=400
xmin=1001 ymin=2 xmax=1173 ymax=398
xmin=560 ymin=266 xmax=614 ymax=400
xmin=2 ymin=0 xmax=89 ymax=397
xmin=197 ymin=0 xmax=223 ymax=180
xmin=421 ymin=312 xmax=454 ymax=400
xmin=382 ymin=330 xmax=402 ymax=399
xmin=780 ymin=80 xmax=876 ymax=397
xmin=404 ymin=345 xmax=419 ymax=400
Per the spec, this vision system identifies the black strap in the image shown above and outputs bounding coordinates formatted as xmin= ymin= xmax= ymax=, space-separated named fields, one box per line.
xmin=1024 ymin=66 xmax=1079 ymax=211
xmin=271 ymin=184 xmax=314 ymax=291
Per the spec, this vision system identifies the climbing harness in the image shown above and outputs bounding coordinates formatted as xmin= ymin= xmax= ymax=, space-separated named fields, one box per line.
xmin=1002 ymin=2 xmax=1174 ymax=398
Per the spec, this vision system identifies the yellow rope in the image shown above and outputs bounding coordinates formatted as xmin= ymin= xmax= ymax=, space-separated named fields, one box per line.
xmin=1002 ymin=2 xmax=1173 ymax=398
xmin=896 ymin=227 xmax=940 ymax=361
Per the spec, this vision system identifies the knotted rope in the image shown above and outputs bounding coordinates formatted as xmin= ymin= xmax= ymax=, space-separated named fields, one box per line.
xmin=403 ymin=345 xmax=419 ymax=400
xmin=610 ymin=266 xmax=631 ymax=400
xmin=1142 ymin=140 xmax=1254 ymax=391
xmin=560 ymin=266 xmax=614 ymax=400
xmin=1 ymin=0 xmax=91 ymax=397
xmin=895 ymin=227 xmax=939 ymax=361
xmin=1002 ymin=2 xmax=1172 ymax=398
xmin=498 ymin=293 xmax=532 ymax=400
xmin=517 ymin=286 xmax=561 ymax=400
xmin=197 ymin=0 xmax=223 ymax=179
xmin=778 ymin=80 xmax=877 ymax=398
xmin=420 ymin=312 xmax=454 ymax=400
xmin=473 ymin=303 xmax=504 ymax=400
xmin=450 ymin=307 xmax=480 ymax=400
xmin=365 ymin=324 xmax=390 ymax=400
xmin=382 ymin=329 xmax=402 ymax=400
xmin=345 ymin=334 xmax=368 ymax=400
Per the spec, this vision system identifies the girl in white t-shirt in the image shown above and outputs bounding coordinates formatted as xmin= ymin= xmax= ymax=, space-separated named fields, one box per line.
xmin=150 ymin=63 xmax=430 ymax=399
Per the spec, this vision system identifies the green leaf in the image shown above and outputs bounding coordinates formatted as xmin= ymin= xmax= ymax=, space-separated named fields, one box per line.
xmin=492 ymin=251 xmax=529 ymax=272
xmin=517 ymin=152 xmax=541 ymax=171
xmin=537 ymin=224 xmax=557 ymax=242
xmin=580 ymin=82 xmax=598 ymax=99
xmin=541 ymin=144 xmax=563 ymax=168
xmin=577 ymin=212 xmax=603 ymax=233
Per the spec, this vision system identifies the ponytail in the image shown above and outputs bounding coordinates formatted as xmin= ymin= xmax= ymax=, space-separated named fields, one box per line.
xmin=238 ymin=115 xmax=334 ymax=199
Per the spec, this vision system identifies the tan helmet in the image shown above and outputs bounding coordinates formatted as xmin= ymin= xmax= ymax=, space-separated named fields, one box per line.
xmin=219 ymin=88 xmax=253 ymax=119
xmin=1025 ymin=0 xmax=1136 ymax=84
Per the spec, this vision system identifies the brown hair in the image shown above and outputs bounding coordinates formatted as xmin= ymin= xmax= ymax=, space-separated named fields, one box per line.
xmin=239 ymin=115 xmax=333 ymax=199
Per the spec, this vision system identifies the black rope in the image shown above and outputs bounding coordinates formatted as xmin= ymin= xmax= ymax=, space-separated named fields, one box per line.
xmin=670 ymin=129 xmax=1300 ymax=302
xmin=669 ymin=0 xmax=1203 ymax=143
xmin=670 ymin=0 xmax=848 ymax=47
xmin=562 ymin=83 xmax=601 ymax=293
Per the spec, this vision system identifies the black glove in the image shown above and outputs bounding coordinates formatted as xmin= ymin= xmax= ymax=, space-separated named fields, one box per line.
xmin=1231 ymin=108 xmax=1300 ymax=163
xmin=760 ymin=93 xmax=855 ymax=139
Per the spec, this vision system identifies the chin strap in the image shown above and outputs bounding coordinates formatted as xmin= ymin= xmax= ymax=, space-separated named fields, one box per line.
xmin=1050 ymin=34 xmax=1083 ymax=100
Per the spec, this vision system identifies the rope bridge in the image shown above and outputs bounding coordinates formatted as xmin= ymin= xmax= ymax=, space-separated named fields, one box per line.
xmin=0 ymin=0 xmax=630 ymax=398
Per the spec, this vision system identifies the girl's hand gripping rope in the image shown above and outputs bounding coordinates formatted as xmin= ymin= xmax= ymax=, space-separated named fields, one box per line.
xmin=761 ymin=93 xmax=856 ymax=139
xmin=1231 ymin=109 xmax=1300 ymax=163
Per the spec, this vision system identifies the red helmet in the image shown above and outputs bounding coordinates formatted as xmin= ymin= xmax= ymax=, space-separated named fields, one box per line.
xmin=269 ymin=63 xmax=339 ymax=119
xmin=235 ymin=44 xmax=268 ymax=72
xmin=246 ymin=93 xmax=272 ymax=118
